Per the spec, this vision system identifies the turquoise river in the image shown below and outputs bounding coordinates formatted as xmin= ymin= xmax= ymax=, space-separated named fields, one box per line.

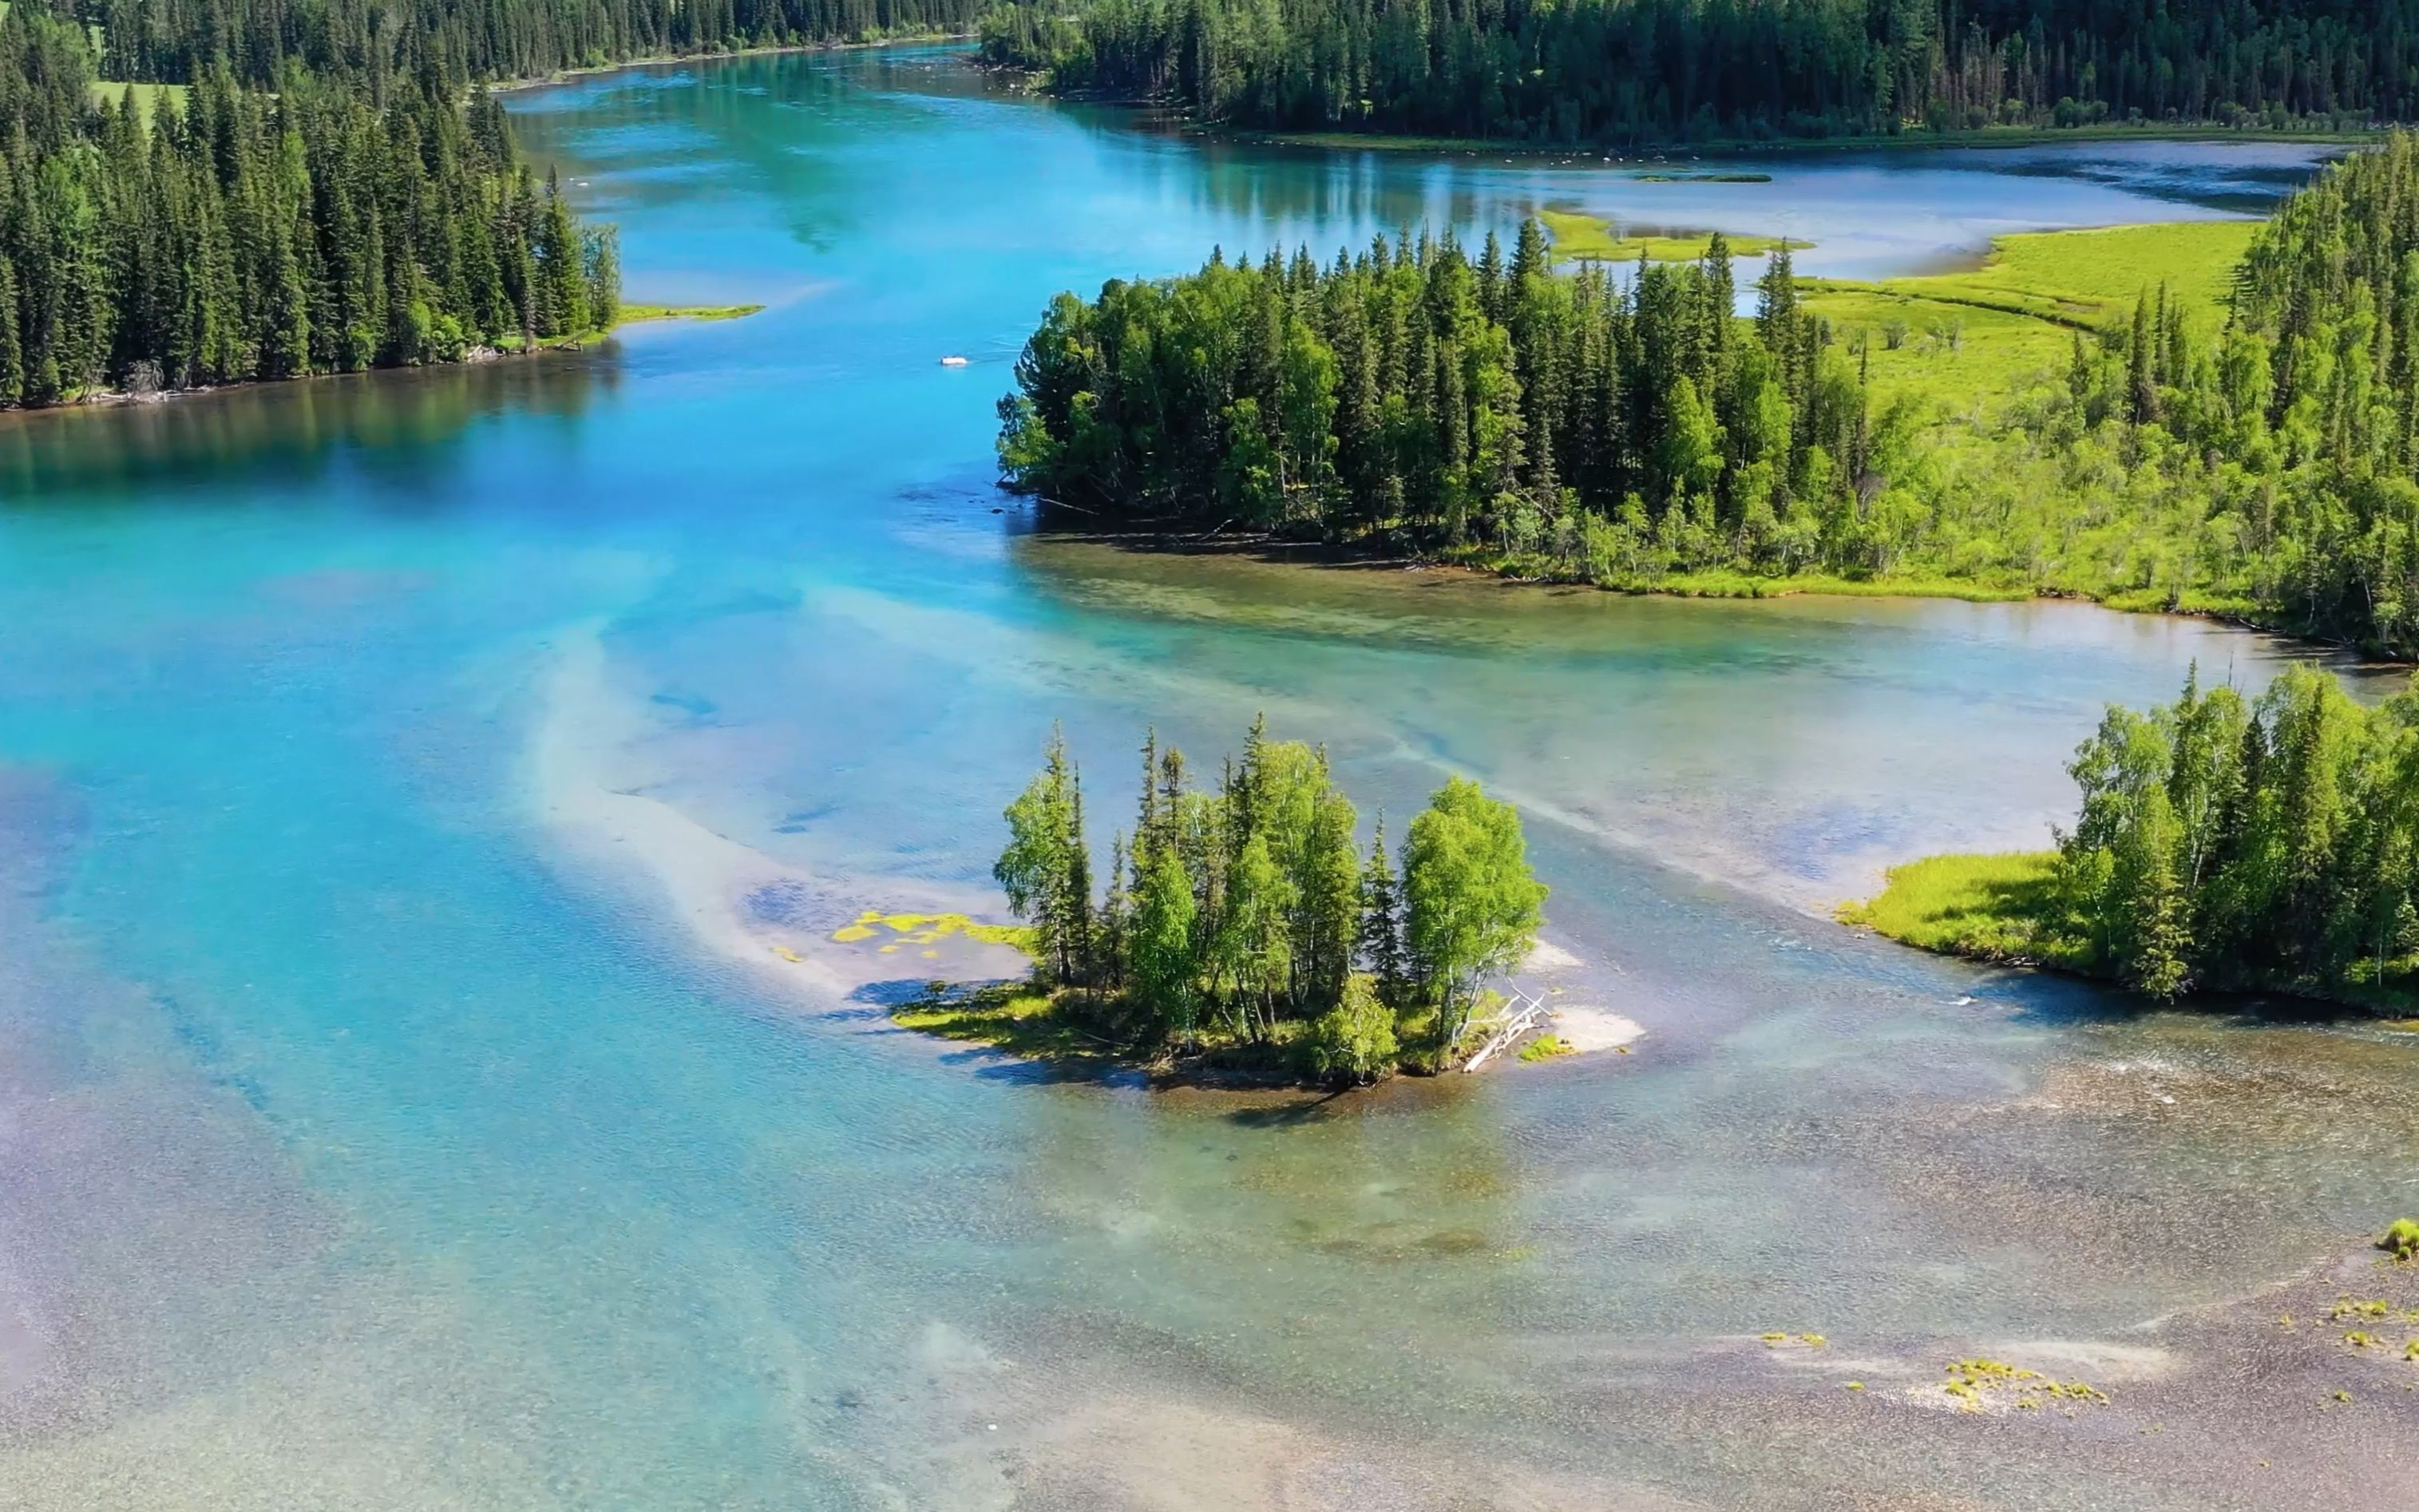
xmin=2 ymin=45 xmax=2416 ymax=1512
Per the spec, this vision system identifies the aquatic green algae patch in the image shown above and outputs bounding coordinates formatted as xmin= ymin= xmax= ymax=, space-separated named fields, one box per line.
xmin=829 ymin=909 xmax=1034 ymax=952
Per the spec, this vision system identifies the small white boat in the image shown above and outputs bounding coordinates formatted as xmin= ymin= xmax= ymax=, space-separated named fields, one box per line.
xmin=939 ymin=354 xmax=969 ymax=367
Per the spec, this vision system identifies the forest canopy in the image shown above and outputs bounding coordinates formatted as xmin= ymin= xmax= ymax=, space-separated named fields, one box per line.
xmin=980 ymin=0 xmax=2418 ymax=144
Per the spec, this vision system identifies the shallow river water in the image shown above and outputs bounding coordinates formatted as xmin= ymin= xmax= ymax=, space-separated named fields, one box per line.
xmin=2 ymin=46 xmax=2415 ymax=1512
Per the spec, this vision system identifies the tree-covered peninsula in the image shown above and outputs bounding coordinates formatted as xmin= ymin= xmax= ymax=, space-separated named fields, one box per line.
xmin=980 ymin=0 xmax=2409 ymax=145
xmin=997 ymin=133 xmax=2419 ymax=659
xmin=893 ymin=720 xmax=1550 ymax=1085
xmin=1847 ymin=665 xmax=2419 ymax=1009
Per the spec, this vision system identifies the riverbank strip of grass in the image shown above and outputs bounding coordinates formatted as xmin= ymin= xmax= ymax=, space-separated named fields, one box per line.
xmin=1063 ymin=525 xmax=2301 ymax=638
xmin=610 ymin=303 xmax=766 ymax=327
xmin=30 ymin=304 xmax=764 ymax=410
xmin=493 ymin=303 xmax=766 ymax=353
xmin=1425 ymin=542 xmax=2290 ymax=628
xmin=1839 ymin=852 xmax=2419 ymax=1015
xmin=1837 ymin=852 xmax=2088 ymax=968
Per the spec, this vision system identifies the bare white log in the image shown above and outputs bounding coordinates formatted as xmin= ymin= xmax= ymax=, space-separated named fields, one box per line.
xmin=1461 ymin=988 xmax=1550 ymax=1073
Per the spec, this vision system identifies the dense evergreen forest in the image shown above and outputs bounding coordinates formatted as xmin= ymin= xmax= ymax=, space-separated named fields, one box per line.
xmin=93 ymin=0 xmax=982 ymax=89
xmin=999 ymin=224 xmax=1859 ymax=579
xmin=1859 ymin=664 xmax=2419 ymax=1007
xmin=995 ymin=133 xmax=2419 ymax=657
xmin=0 ymin=0 xmax=981 ymax=408
xmin=980 ymin=0 xmax=2417 ymax=143
xmin=992 ymin=722 xmax=1546 ymax=1080
xmin=2055 ymin=666 xmax=2419 ymax=1000
xmin=0 ymin=17 xmax=618 ymax=406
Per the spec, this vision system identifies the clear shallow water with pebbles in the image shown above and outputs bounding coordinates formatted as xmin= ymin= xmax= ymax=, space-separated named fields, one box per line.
xmin=2 ymin=46 xmax=2414 ymax=1510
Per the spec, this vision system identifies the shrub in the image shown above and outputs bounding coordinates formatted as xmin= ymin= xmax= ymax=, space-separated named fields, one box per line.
xmin=1305 ymin=974 xmax=1399 ymax=1083
xmin=2381 ymin=1218 xmax=2419 ymax=1259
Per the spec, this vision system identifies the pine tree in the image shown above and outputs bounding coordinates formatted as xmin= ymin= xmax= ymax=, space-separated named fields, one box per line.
xmin=1097 ymin=829 xmax=1130 ymax=990
xmin=2128 ymin=289 xmax=2160 ymax=425
xmin=1358 ymin=816 xmax=1404 ymax=1006
xmin=2115 ymin=786 xmax=2193 ymax=999
xmin=583 ymin=224 xmax=620 ymax=332
xmin=0 ymin=254 xmax=20 ymax=406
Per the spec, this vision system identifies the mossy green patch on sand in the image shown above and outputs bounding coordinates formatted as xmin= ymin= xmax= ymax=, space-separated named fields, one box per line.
xmin=1538 ymin=208 xmax=1808 ymax=264
xmin=829 ymin=909 xmax=1035 ymax=952
xmin=1518 ymin=1033 xmax=1575 ymax=1062
xmin=1838 ymin=851 xmax=2092 ymax=970
xmin=1939 ymin=1358 xmax=2108 ymax=1414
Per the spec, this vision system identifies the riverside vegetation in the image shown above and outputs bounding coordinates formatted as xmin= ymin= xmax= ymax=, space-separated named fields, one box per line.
xmin=0 ymin=0 xmax=985 ymax=408
xmin=997 ymin=133 xmax=2419 ymax=659
xmin=1847 ymin=664 xmax=2419 ymax=1007
xmin=894 ymin=720 xmax=1548 ymax=1085
xmin=977 ymin=0 xmax=2407 ymax=144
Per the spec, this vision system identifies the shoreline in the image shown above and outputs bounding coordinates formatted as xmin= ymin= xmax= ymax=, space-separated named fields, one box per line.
xmin=1838 ymin=849 xmax=2419 ymax=1019
xmin=0 ymin=304 xmax=762 ymax=420
xmin=873 ymin=926 xmax=1641 ymax=1092
xmin=1217 ymin=120 xmax=2381 ymax=160
xmin=985 ymin=66 xmax=2381 ymax=160
xmin=1023 ymin=520 xmax=2401 ymax=670
xmin=481 ymin=33 xmax=973 ymax=96
xmin=806 ymin=50 xmax=2388 ymax=163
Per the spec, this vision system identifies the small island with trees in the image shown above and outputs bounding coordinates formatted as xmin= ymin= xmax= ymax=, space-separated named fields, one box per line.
xmin=884 ymin=719 xmax=1557 ymax=1087
xmin=1846 ymin=665 xmax=2419 ymax=1010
